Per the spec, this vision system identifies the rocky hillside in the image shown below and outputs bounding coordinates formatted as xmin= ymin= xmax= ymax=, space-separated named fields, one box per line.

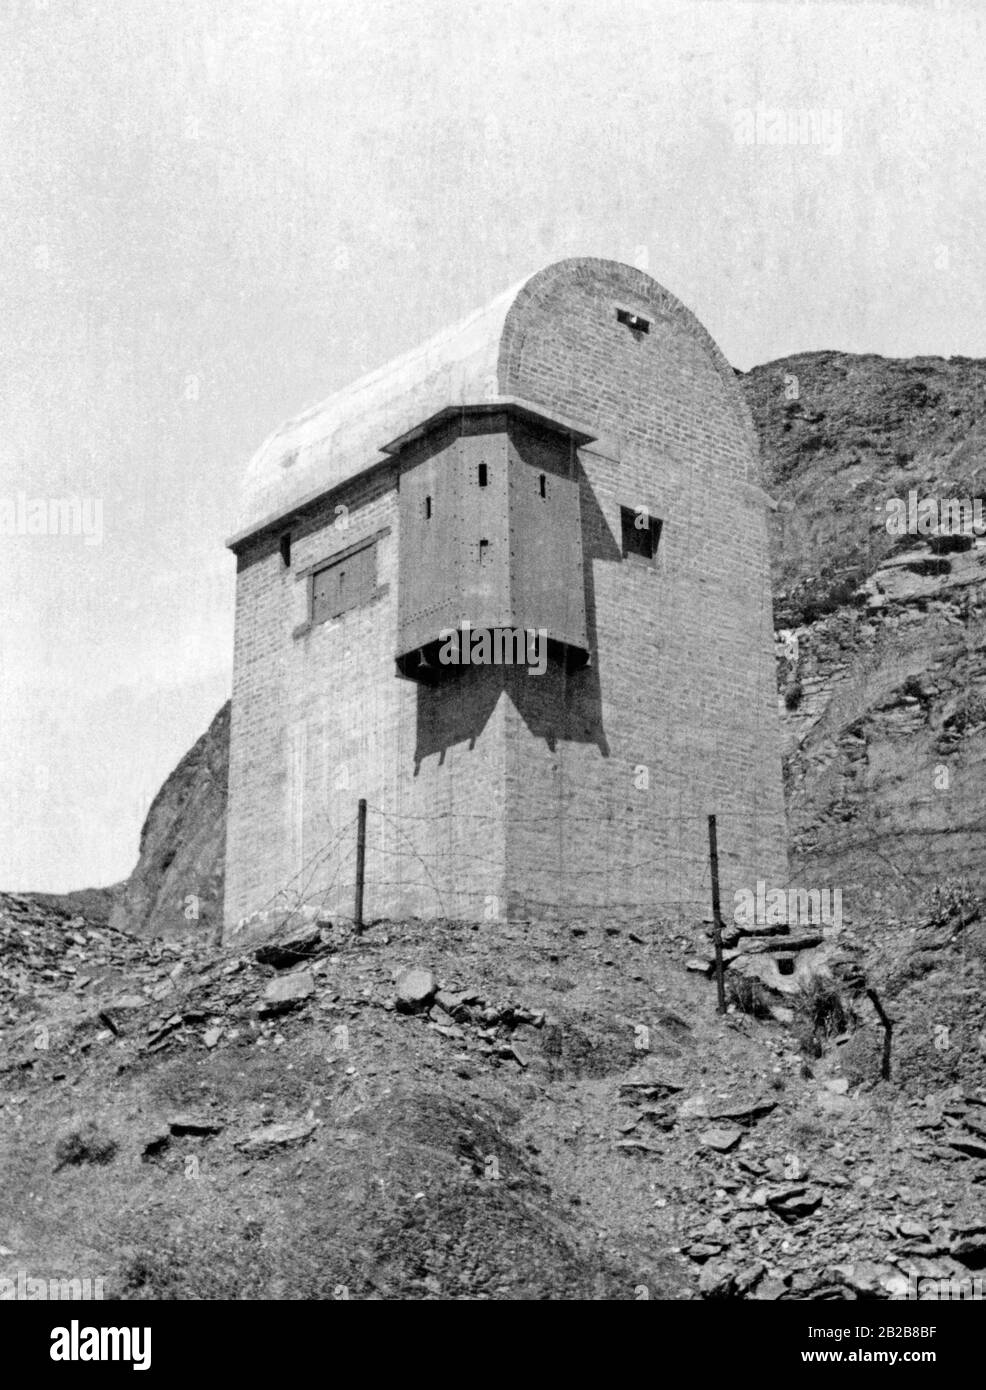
xmin=2 ymin=890 xmax=984 ymax=1301
xmin=109 ymin=702 xmax=228 ymax=939
xmin=743 ymin=352 xmax=986 ymax=916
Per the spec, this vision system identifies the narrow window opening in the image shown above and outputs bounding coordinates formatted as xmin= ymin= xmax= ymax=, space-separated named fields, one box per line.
xmin=539 ymin=473 xmax=547 ymax=499
xmin=620 ymin=506 xmax=662 ymax=562
xmin=616 ymin=307 xmax=651 ymax=334
xmin=279 ymin=532 xmax=292 ymax=568
xmin=478 ymin=463 xmax=488 ymax=488
xmin=425 ymin=495 xmax=432 ymax=520
xmin=478 ymin=538 xmax=489 ymax=564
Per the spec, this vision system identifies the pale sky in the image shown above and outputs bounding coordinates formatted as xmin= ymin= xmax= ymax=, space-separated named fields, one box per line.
xmin=1 ymin=0 xmax=984 ymax=891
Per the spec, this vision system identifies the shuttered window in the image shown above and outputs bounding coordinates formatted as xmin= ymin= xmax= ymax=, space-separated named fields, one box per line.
xmin=311 ymin=541 xmax=377 ymax=625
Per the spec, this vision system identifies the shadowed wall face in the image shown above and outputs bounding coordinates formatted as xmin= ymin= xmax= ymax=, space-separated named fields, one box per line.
xmin=494 ymin=261 xmax=787 ymax=918
xmin=224 ymin=259 xmax=787 ymax=930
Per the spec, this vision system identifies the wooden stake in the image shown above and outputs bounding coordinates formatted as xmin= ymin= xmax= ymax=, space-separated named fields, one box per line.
xmin=866 ymin=987 xmax=893 ymax=1081
xmin=707 ymin=814 xmax=727 ymax=1015
xmin=354 ymin=798 xmax=367 ymax=933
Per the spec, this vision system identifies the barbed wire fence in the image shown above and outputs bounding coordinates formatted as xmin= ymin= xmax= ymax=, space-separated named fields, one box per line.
xmin=225 ymin=787 xmax=985 ymax=950
xmin=229 ymin=798 xmax=804 ymax=940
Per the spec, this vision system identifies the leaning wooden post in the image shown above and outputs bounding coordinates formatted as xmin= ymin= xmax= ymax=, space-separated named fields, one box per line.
xmin=354 ymin=798 xmax=367 ymax=934
xmin=866 ymin=987 xmax=893 ymax=1082
xmin=707 ymin=814 xmax=727 ymax=1015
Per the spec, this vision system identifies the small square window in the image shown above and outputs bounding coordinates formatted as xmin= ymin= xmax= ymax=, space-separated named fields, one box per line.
xmin=620 ymin=506 xmax=662 ymax=562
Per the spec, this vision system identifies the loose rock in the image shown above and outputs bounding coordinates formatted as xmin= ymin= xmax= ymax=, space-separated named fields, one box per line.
xmin=700 ymin=1126 xmax=744 ymax=1153
xmin=395 ymin=967 xmax=437 ymax=1012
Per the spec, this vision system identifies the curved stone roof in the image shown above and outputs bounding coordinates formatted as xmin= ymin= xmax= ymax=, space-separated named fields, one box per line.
xmin=230 ymin=258 xmax=756 ymax=545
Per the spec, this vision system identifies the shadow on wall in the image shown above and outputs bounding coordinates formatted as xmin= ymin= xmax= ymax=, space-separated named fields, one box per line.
xmin=412 ymin=458 xmax=619 ymax=768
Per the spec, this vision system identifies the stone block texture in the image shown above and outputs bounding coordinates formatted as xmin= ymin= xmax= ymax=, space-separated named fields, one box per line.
xmin=225 ymin=258 xmax=787 ymax=931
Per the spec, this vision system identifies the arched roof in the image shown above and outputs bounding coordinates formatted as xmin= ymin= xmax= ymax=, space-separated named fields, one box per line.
xmin=229 ymin=258 xmax=756 ymax=546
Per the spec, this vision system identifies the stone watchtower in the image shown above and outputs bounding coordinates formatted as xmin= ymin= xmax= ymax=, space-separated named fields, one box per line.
xmin=224 ymin=258 xmax=787 ymax=930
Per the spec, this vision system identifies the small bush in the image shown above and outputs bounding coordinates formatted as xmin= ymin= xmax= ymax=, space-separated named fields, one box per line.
xmin=840 ymin=1029 xmax=887 ymax=1088
xmin=789 ymin=1116 xmax=827 ymax=1148
xmin=54 ymin=1122 xmax=118 ymax=1172
xmin=926 ymin=879 xmax=983 ymax=929
xmin=797 ymin=432 xmax=830 ymax=456
xmin=780 ymin=569 xmax=867 ymax=628
xmin=901 ymin=380 xmax=940 ymax=411
xmin=793 ymin=976 xmax=855 ymax=1058
xmin=799 ymin=577 xmax=864 ymax=625
xmin=726 ymin=975 xmax=774 ymax=1020
xmin=784 ymin=680 xmax=804 ymax=711
xmin=943 ymin=695 xmax=986 ymax=739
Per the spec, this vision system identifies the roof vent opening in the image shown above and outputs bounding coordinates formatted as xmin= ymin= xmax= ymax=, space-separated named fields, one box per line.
xmin=616 ymin=308 xmax=650 ymax=335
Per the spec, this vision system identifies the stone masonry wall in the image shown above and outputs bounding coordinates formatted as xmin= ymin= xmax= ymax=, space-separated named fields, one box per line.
xmin=225 ymin=259 xmax=787 ymax=930
xmin=225 ymin=457 xmax=510 ymax=929
xmin=497 ymin=261 xmax=787 ymax=918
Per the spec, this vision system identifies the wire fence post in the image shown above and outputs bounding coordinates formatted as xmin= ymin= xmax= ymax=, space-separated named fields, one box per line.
xmin=354 ymin=798 xmax=367 ymax=933
xmin=707 ymin=814 xmax=727 ymax=1015
xmin=866 ymin=987 xmax=894 ymax=1081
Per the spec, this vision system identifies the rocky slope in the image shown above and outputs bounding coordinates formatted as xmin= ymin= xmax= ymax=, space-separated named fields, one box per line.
xmin=1 ymin=891 xmax=984 ymax=1301
xmin=743 ymin=352 xmax=986 ymax=915
xmin=109 ymin=702 xmax=228 ymax=939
